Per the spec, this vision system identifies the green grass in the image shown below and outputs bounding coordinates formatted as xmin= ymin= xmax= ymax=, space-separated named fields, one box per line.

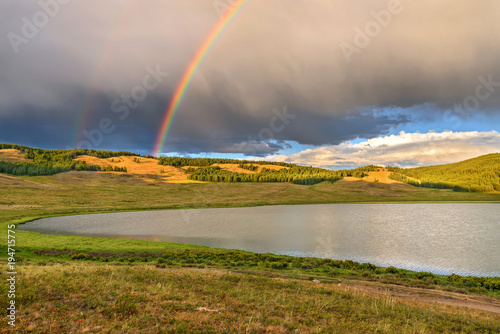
xmin=19 ymin=248 xmax=500 ymax=297
xmin=390 ymin=153 xmax=500 ymax=192
xmin=1 ymin=172 xmax=500 ymax=332
xmin=2 ymin=173 xmax=499 ymax=295
xmin=1 ymin=263 xmax=499 ymax=333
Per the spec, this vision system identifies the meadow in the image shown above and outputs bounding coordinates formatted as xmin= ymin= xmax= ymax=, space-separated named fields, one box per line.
xmin=2 ymin=262 xmax=499 ymax=333
xmin=1 ymin=148 xmax=500 ymax=332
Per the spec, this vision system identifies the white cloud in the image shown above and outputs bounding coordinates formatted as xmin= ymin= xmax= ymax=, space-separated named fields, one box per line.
xmin=266 ymin=131 xmax=500 ymax=169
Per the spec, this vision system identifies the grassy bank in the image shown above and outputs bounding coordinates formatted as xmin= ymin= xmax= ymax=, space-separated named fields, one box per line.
xmin=15 ymin=243 xmax=500 ymax=297
xmin=1 ymin=262 xmax=499 ymax=333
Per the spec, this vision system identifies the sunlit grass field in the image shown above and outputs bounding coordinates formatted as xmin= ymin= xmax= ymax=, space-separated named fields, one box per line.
xmin=1 ymin=262 xmax=499 ymax=333
xmin=1 ymin=172 xmax=500 ymax=332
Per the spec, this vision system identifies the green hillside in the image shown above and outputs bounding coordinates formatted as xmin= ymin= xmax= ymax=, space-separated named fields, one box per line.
xmin=0 ymin=143 xmax=138 ymax=175
xmin=181 ymin=164 xmax=378 ymax=185
xmin=0 ymin=143 xmax=377 ymax=184
xmin=161 ymin=157 xmax=379 ymax=185
xmin=1 ymin=143 xmax=499 ymax=192
xmin=389 ymin=153 xmax=500 ymax=192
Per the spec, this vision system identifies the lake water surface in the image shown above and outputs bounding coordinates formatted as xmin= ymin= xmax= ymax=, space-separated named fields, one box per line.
xmin=19 ymin=203 xmax=500 ymax=276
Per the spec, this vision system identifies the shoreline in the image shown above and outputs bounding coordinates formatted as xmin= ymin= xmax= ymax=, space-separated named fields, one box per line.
xmin=9 ymin=204 xmax=500 ymax=280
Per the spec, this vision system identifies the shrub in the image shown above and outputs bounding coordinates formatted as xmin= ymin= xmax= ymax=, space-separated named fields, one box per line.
xmin=361 ymin=271 xmax=372 ymax=278
xmin=447 ymin=274 xmax=462 ymax=283
xmin=360 ymin=262 xmax=377 ymax=271
xmin=385 ymin=266 xmax=399 ymax=274
xmin=71 ymin=253 xmax=90 ymax=260
xmin=270 ymin=262 xmax=288 ymax=270
xmin=341 ymin=260 xmax=356 ymax=269
xmin=415 ymin=271 xmax=434 ymax=280
xmin=301 ymin=262 xmax=314 ymax=270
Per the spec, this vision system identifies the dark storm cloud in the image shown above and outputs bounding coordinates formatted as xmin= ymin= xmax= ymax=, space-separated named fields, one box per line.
xmin=0 ymin=105 xmax=74 ymax=149
xmin=1 ymin=0 xmax=499 ymax=155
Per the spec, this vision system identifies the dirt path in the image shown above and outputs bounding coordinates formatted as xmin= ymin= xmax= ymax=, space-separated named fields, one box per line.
xmin=339 ymin=280 xmax=500 ymax=314
xmin=203 ymin=268 xmax=500 ymax=315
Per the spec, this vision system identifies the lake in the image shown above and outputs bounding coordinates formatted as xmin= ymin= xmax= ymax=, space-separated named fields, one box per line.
xmin=18 ymin=203 xmax=500 ymax=277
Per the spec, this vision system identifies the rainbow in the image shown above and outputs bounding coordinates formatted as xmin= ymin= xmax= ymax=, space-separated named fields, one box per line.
xmin=152 ymin=0 xmax=250 ymax=156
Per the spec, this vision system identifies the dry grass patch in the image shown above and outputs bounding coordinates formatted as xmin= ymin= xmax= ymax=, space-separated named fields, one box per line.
xmin=364 ymin=169 xmax=402 ymax=184
xmin=73 ymin=156 xmax=289 ymax=183
xmin=211 ymin=164 xmax=288 ymax=174
xmin=320 ymin=177 xmax=420 ymax=198
xmin=73 ymin=155 xmax=191 ymax=183
xmin=342 ymin=168 xmax=402 ymax=185
xmin=0 ymin=174 xmax=41 ymax=188
xmin=0 ymin=149 xmax=31 ymax=163
xmin=212 ymin=163 xmax=257 ymax=174
xmin=1 ymin=263 xmax=499 ymax=333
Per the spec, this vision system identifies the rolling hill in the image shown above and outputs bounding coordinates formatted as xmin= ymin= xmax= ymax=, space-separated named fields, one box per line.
xmin=388 ymin=153 xmax=500 ymax=192
xmin=0 ymin=143 xmax=376 ymax=185
xmin=0 ymin=143 xmax=498 ymax=192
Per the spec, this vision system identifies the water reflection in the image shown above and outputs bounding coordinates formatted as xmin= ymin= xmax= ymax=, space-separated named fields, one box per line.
xmin=18 ymin=203 xmax=500 ymax=276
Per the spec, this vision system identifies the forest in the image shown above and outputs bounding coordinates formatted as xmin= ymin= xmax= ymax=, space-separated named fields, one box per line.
xmin=0 ymin=143 xmax=135 ymax=176
xmin=186 ymin=164 xmax=379 ymax=185
xmin=388 ymin=153 xmax=500 ymax=192
xmin=157 ymin=156 xmax=292 ymax=167
xmin=158 ymin=156 xmax=380 ymax=185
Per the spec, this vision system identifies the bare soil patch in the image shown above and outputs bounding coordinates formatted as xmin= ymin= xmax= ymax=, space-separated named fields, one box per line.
xmin=339 ymin=280 xmax=500 ymax=314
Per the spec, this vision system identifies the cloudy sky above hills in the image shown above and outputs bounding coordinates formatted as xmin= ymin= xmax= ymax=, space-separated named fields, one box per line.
xmin=1 ymin=0 xmax=499 ymax=168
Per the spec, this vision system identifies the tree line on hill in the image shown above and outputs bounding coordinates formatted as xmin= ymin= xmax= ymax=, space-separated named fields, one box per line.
xmin=0 ymin=143 xmax=136 ymax=176
xmin=157 ymin=156 xmax=292 ymax=167
xmin=186 ymin=164 xmax=380 ymax=185
xmin=0 ymin=161 xmax=101 ymax=176
xmin=238 ymin=163 xmax=259 ymax=171
xmin=387 ymin=153 xmax=500 ymax=192
xmin=159 ymin=156 xmax=382 ymax=185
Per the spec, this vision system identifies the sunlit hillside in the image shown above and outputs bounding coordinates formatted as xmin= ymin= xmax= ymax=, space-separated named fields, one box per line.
xmin=389 ymin=153 xmax=500 ymax=192
xmin=1 ymin=143 xmax=499 ymax=192
xmin=0 ymin=143 xmax=376 ymax=185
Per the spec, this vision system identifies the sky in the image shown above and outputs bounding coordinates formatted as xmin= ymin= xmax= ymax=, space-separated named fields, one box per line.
xmin=1 ymin=0 xmax=499 ymax=169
